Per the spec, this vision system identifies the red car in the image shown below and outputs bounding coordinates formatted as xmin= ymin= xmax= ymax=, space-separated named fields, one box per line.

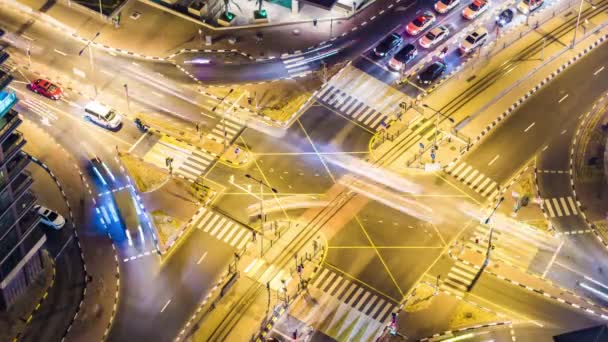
xmin=29 ymin=79 xmax=62 ymax=100
xmin=406 ymin=11 xmax=436 ymax=36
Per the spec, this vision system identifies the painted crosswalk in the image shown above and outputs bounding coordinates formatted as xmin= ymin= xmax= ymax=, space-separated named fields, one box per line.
xmin=468 ymin=223 xmax=561 ymax=271
xmin=190 ymin=207 xmax=252 ymax=250
xmin=282 ymin=55 xmax=314 ymax=76
xmin=315 ymin=64 xmax=413 ymax=132
xmin=21 ymin=97 xmax=58 ymax=124
xmin=206 ymin=115 xmax=244 ymax=144
xmin=310 ymin=268 xmax=397 ymax=324
xmin=445 ymin=162 xmax=499 ymax=199
xmin=143 ymin=137 xmax=215 ymax=182
xmin=316 ymin=85 xmax=391 ymax=131
xmin=440 ymin=261 xmax=477 ymax=297
xmin=542 ymin=196 xmax=578 ymax=218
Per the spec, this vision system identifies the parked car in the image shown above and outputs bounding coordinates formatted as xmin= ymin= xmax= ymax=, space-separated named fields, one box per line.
xmin=406 ymin=11 xmax=436 ymax=35
xmin=34 ymin=205 xmax=65 ymax=230
xmin=462 ymin=0 xmax=489 ymax=19
xmin=388 ymin=44 xmax=417 ymax=71
xmin=460 ymin=28 xmax=488 ymax=54
xmin=517 ymin=0 xmax=543 ymax=14
xmin=419 ymin=25 xmax=450 ymax=49
xmin=435 ymin=0 xmax=460 ymax=14
xmin=374 ymin=33 xmax=403 ymax=57
xmin=29 ymin=79 xmax=62 ymax=100
xmin=417 ymin=61 xmax=446 ymax=85
xmin=84 ymin=101 xmax=122 ymax=130
xmin=496 ymin=8 xmax=515 ymax=27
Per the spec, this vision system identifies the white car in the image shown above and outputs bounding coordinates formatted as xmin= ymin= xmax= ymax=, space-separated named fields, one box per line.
xmin=435 ymin=0 xmax=460 ymax=14
xmin=419 ymin=25 xmax=450 ymax=49
xmin=460 ymin=28 xmax=488 ymax=54
xmin=462 ymin=0 xmax=489 ymax=19
xmin=517 ymin=0 xmax=543 ymax=14
xmin=35 ymin=205 xmax=66 ymax=230
xmin=84 ymin=101 xmax=122 ymax=130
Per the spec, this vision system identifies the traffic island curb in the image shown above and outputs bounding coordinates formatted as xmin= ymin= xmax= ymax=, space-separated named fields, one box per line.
xmin=417 ymin=321 xmax=512 ymax=342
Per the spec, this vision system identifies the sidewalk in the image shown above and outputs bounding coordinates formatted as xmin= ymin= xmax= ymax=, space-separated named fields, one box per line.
xmin=177 ymin=220 xmax=326 ymax=342
xmin=7 ymin=0 xmax=386 ymax=59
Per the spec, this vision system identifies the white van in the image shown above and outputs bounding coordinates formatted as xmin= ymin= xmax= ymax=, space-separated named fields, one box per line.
xmin=84 ymin=101 xmax=122 ymax=130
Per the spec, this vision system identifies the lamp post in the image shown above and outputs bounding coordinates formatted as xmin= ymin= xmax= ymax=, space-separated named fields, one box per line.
xmin=245 ymin=174 xmax=278 ymax=256
xmin=422 ymin=103 xmax=455 ymax=162
xmin=571 ymin=0 xmax=585 ymax=48
xmin=123 ymin=84 xmax=131 ymax=114
xmin=79 ymin=32 xmax=101 ymax=97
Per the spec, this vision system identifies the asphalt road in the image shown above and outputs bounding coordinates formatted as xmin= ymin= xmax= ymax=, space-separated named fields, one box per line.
xmin=461 ymin=42 xmax=608 ymax=187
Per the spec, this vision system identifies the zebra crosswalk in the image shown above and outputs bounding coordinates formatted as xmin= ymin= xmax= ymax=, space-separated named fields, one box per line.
xmin=282 ymin=54 xmax=315 ymax=76
xmin=206 ymin=116 xmax=244 ymax=144
xmin=143 ymin=137 xmax=215 ymax=182
xmin=20 ymin=97 xmax=58 ymax=124
xmin=542 ymin=196 xmax=578 ymax=218
xmin=445 ymin=162 xmax=499 ymax=199
xmin=316 ymin=85 xmax=391 ymax=131
xmin=310 ymin=268 xmax=397 ymax=324
xmin=190 ymin=207 xmax=252 ymax=250
xmin=440 ymin=261 xmax=477 ymax=297
xmin=315 ymin=64 xmax=413 ymax=132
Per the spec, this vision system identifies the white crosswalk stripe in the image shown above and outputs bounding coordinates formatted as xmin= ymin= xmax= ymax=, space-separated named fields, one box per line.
xmin=311 ymin=267 xmax=397 ymax=323
xmin=282 ymin=55 xmax=314 ymax=75
xmin=143 ymin=138 xmax=216 ymax=182
xmin=445 ymin=162 xmax=498 ymax=198
xmin=313 ymin=64 xmax=414 ymax=132
xmin=440 ymin=261 xmax=477 ymax=297
xmin=191 ymin=207 xmax=252 ymax=250
xmin=543 ymin=196 xmax=578 ymax=218
xmin=206 ymin=116 xmax=244 ymax=144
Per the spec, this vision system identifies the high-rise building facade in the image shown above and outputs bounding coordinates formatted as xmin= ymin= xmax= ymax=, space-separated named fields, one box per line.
xmin=0 ymin=53 xmax=45 ymax=310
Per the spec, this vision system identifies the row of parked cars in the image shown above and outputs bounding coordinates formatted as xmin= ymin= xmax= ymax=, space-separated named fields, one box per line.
xmin=373 ymin=0 xmax=545 ymax=84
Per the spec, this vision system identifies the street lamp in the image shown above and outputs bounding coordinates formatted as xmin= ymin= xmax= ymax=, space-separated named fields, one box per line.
xmin=212 ymin=88 xmax=235 ymax=148
xmin=572 ymin=0 xmax=585 ymax=48
xmin=78 ymin=32 xmax=101 ymax=97
xmin=422 ymin=103 xmax=455 ymax=162
xmin=245 ymin=173 xmax=278 ymax=256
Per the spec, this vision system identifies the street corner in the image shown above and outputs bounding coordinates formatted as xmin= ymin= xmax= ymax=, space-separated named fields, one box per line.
xmin=219 ymin=143 xmax=252 ymax=168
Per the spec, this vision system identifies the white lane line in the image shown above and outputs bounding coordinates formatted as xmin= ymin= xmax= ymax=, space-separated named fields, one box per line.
xmin=100 ymin=69 xmax=114 ymax=77
xmin=151 ymin=91 xmax=165 ymax=98
xmin=160 ymin=299 xmax=172 ymax=313
xmin=55 ymin=234 xmax=74 ymax=260
xmin=197 ymin=251 xmax=208 ymax=265
xmin=594 ymin=66 xmax=605 ymax=76
xmin=561 ymin=129 xmax=567 ymax=135
xmin=542 ymin=240 xmax=564 ymax=278
xmin=488 ymin=155 xmax=500 ymax=166
xmin=558 ymin=94 xmax=569 ymax=103
xmin=53 ymin=49 xmax=67 ymax=56
xmin=200 ymin=111 xmax=215 ymax=119
xmin=524 ymin=122 xmax=535 ymax=132
xmin=542 ymin=145 xmax=549 ymax=151
xmin=22 ymin=34 xmax=34 ymax=41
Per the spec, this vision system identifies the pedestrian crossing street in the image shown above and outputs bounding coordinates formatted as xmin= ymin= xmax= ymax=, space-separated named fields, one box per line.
xmin=315 ymin=64 xmax=413 ymax=132
xmin=143 ymin=137 xmax=215 ymax=182
xmin=440 ymin=261 xmax=478 ymax=298
xmin=206 ymin=115 xmax=244 ymax=145
xmin=542 ymin=196 xmax=578 ymax=218
xmin=469 ymin=222 xmax=561 ymax=270
xmin=190 ymin=207 xmax=252 ymax=250
xmin=445 ymin=162 xmax=499 ymax=199
xmin=310 ymin=268 xmax=397 ymax=323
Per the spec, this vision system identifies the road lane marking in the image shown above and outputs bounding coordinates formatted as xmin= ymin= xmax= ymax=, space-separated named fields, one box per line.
xmin=524 ymin=122 xmax=535 ymax=132
xmin=53 ymin=49 xmax=67 ymax=56
xmin=561 ymin=129 xmax=567 ymax=135
xmin=488 ymin=155 xmax=500 ymax=166
xmin=542 ymin=240 xmax=564 ymax=278
xmin=594 ymin=66 xmax=605 ymax=76
xmin=361 ymin=55 xmax=390 ymax=72
xmin=55 ymin=234 xmax=74 ymax=260
xmin=197 ymin=251 xmax=208 ymax=265
xmin=542 ymin=145 xmax=549 ymax=151
xmin=128 ymin=132 xmax=149 ymax=153
xmin=151 ymin=91 xmax=165 ymax=98
xmin=558 ymin=94 xmax=569 ymax=103
xmin=100 ymin=69 xmax=114 ymax=77
xmin=22 ymin=34 xmax=34 ymax=41
xmin=160 ymin=299 xmax=171 ymax=313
